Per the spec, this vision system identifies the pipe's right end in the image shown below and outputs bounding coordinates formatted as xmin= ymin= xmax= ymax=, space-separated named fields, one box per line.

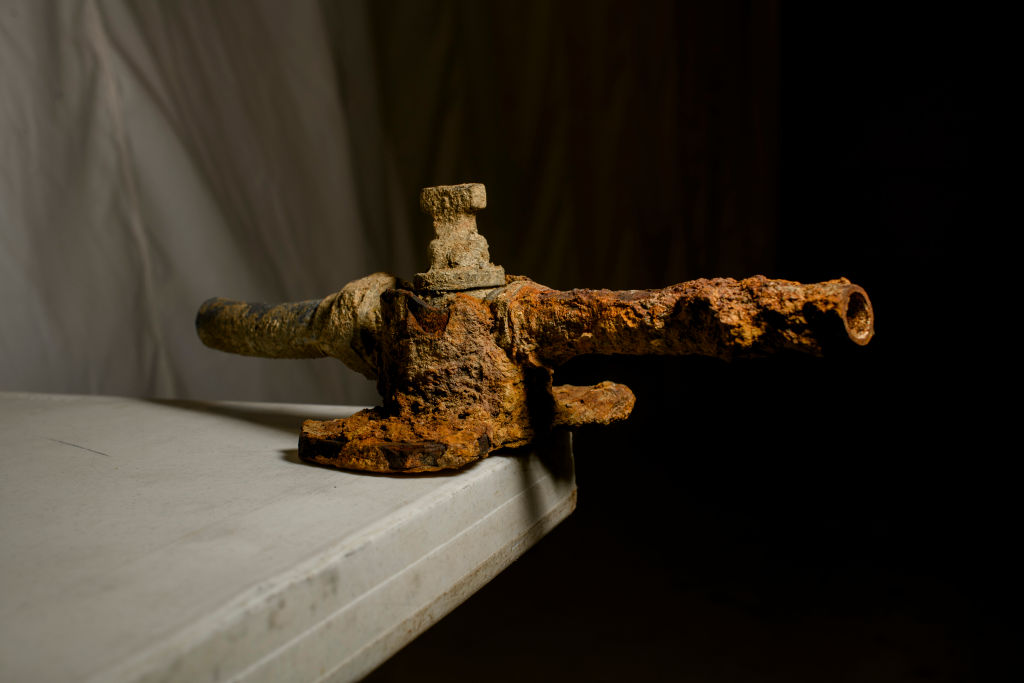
xmin=842 ymin=285 xmax=874 ymax=345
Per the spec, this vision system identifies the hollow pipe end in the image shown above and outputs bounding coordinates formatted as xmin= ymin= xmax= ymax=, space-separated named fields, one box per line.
xmin=841 ymin=285 xmax=874 ymax=345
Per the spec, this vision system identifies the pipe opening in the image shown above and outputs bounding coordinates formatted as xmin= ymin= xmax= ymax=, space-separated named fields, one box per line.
xmin=844 ymin=290 xmax=873 ymax=344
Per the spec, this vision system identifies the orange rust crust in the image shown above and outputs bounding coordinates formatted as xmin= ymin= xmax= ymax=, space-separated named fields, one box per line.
xmin=295 ymin=275 xmax=872 ymax=473
xmin=551 ymin=382 xmax=636 ymax=428
xmin=300 ymin=409 xmax=492 ymax=473
xmin=503 ymin=276 xmax=873 ymax=366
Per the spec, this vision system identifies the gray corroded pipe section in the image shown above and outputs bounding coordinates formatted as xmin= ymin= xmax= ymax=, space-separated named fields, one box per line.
xmin=196 ymin=298 xmax=325 ymax=359
xmin=195 ymin=272 xmax=398 ymax=379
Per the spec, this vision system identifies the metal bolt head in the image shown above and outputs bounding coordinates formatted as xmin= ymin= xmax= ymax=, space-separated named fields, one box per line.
xmin=419 ymin=183 xmax=487 ymax=220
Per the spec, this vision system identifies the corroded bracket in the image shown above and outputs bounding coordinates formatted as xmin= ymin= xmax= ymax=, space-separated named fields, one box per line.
xmin=196 ymin=183 xmax=874 ymax=473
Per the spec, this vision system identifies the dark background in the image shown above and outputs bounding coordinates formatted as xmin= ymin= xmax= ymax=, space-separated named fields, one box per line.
xmin=350 ymin=3 xmax=1002 ymax=680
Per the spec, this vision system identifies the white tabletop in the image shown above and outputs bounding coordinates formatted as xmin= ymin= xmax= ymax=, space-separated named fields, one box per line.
xmin=0 ymin=393 xmax=575 ymax=682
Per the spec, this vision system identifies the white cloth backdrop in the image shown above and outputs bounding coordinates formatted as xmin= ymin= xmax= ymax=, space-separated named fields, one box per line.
xmin=1 ymin=0 xmax=411 ymax=404
xmin=2 ymin=0 xmax=779 ymax=404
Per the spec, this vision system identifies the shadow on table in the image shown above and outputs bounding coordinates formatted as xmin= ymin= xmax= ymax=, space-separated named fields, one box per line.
xmin=145 ymin=399 xmax=578 ymax=489
xmin=144 ymin=398 xmax=355 ymax=435
xmin=278 ymin=447 xmax=475 ymax=479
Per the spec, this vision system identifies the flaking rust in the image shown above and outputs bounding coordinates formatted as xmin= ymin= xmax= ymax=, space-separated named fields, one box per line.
xmin=197 ymin=183 xmax=874 ymax=473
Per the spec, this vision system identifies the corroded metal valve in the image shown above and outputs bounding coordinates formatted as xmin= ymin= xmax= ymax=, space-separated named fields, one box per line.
xmin=197 ymin=183 xmax=874 ymax=473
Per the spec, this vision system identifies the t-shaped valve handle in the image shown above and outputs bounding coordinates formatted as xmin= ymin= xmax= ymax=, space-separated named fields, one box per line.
xmin=413 ymin=183 xmax=505 ymax=292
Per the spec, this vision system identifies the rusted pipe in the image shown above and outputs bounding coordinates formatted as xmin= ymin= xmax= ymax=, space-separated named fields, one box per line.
xmin=500 ymin=276 xmax=873 ymax=367
xmin=196 ymin=298 xmax=326 ymax=359
xmin=194 ymin=182 xmax=875 ymax=473
xmin=196 ymin=272 xmax=397 ymax=379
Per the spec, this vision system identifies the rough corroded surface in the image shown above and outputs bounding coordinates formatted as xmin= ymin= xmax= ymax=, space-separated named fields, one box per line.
xmin=500 ymin=275 xmax=873 ymax=367
xmin=196 ymin=272 xmax=398 ymax=378
xmin=551 ymin=382 xmax=637 ymax=428
xmin=414 ymin=183 xmax=505 ymax=292
xmin=290 ymin=274 xmax=871 ymax=472
xmin=200 ymin=276 xmax=873 ymax=473
xmin=376 ymin=288 xmax=534 ymax=452
xmin=312 ymin=273 xmax=400 ymax=378
xmin=196 ymin=183 xmax=875 ymax=474
xmin=196 ymin=297 xmax=326 ymax=360
xmin=300 ymin=409 xmax=492 ymax=473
